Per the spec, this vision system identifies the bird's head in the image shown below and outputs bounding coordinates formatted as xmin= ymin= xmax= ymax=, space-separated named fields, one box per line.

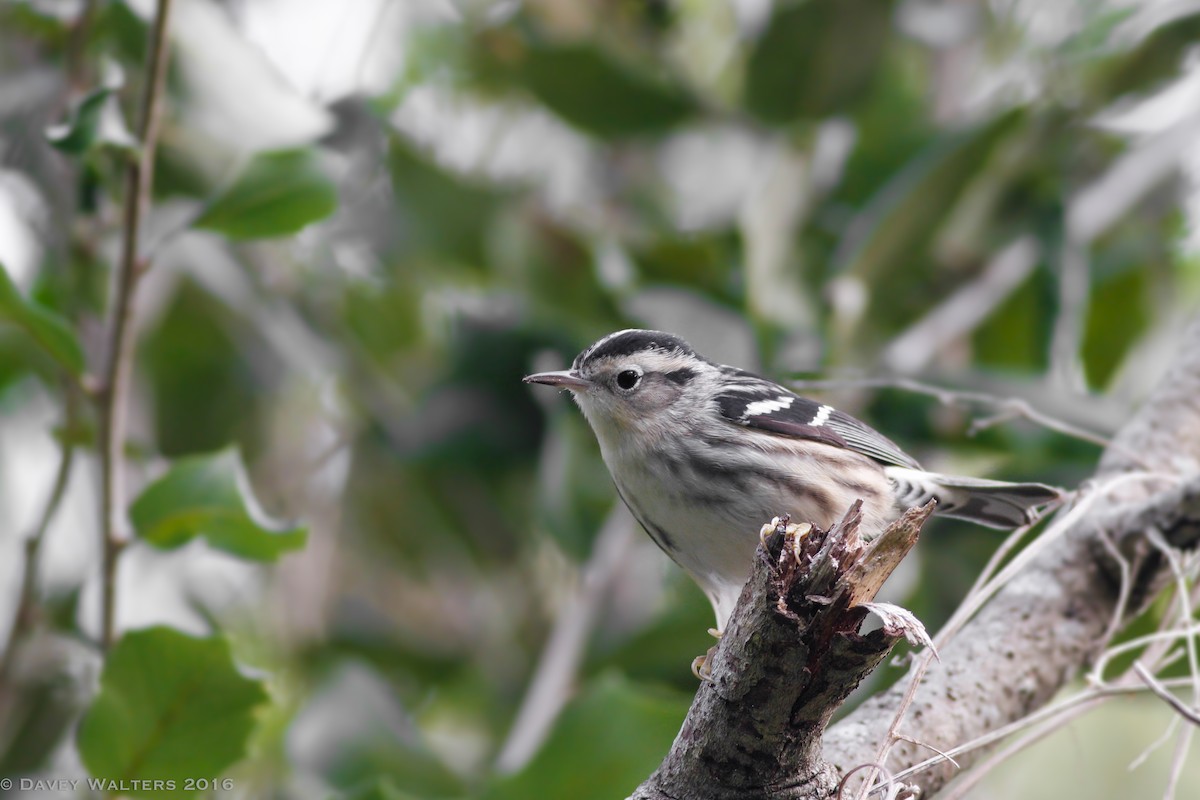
xmin=523 ymin=329 xmax=712 ymax=445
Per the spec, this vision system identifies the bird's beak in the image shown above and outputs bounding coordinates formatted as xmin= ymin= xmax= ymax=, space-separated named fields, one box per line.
xmin=523 ymin=370 xmax=591 ymax=391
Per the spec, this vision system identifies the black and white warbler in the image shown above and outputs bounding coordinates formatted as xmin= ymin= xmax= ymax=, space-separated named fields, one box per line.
xmin=524 ymin=329 xmax=1062 ymax=628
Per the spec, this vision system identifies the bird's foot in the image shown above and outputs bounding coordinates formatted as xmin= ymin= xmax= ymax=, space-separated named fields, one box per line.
xmin=759 ymin=515 xmax=813 ymax=556
xmin=691 ymin=643 xmax=719 ymax=682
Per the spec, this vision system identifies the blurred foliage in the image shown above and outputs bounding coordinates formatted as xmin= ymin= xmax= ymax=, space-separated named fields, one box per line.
xmin=745 ymin=0 xmax=894 ymax=124
xmin=0 ymin=261 xmax=85 ymax=377
xmin=77 ymin=628 xmax=268 ymax=797
xmin=130 ymin=448 xmax=307 ymax=560
xmin=194 ymin=149 xmax=338 ymax=240
xmin=482 ymin=675 xmax=689 ymax=800
xmin=506 ymin=41 xmax=697 ymax=138
xmin=1 ymin=1 xmax=1199 ymax=799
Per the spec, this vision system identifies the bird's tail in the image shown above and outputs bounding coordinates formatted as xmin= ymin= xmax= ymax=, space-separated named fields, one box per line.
xmin=885 ymin=467 xmax=1064 ymax=529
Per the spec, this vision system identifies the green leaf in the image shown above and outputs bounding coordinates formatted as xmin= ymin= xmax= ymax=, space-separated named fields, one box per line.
xmin=130 ymin=449 xmax=307 ymax=561
xmin=1087 ymin=9 xmax=1200 ymax=102
xmin=517 ymin=43 xmax=696 ymax=138
xmin=45 ymin=62 xmax=137 ymax=155
xmin=1082 ymin=260 xmax=1151 ymax=390
xmin=387 ymin=136 xmax=506 ymax=263
xmin=142 ymin=281 xmax=271 ymax=457
xmin=482 ymin=674 xmax=689 ymax=800
xmin=77 ymin=627 xmax=268 ymax=797
xmin=973 ymin=268 xmax=1053 ymax=372
xmin=745 ymin=0 xmax=894 ymax=125
xmin=193 ymin=149 xmax=337 ymax=240
xmin=45 ymin=87 xmax=113 ymax=154
xmin=0 ymin=263 xmax=85 ymax=376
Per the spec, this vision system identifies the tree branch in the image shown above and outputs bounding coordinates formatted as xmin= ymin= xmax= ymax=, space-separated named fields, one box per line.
xmin=97 ymin=0 xmax=174 ymax=651
xmin=823 ymin=315 xmax=1200 ymax=796
xmin=631 ymin=502 xmax=935 ymax=800
xmin=635 ymin=315 xmax=1200 ymax=798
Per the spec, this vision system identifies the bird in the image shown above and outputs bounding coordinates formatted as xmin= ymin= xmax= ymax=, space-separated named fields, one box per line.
xmin=524 ymin=329 xmax=1062 ymax=629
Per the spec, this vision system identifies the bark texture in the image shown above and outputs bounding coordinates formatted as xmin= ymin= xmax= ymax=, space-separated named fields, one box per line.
xmin=632 ymin=503 xmax=934 ymax=800
xmin=636 ymin=316 xmax=1200 ymax=799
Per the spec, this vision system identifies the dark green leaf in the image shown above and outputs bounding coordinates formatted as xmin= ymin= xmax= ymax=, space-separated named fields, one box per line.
xmin=45 ymin=64 xmax=136 ymax=155
xmin=142 ymin=280 xmax=272 ymax=457
xmin=0 ymin=263 xmax=85 ymax=376
xmin=1087 ymin=10 xmax=1200 ymax=102
xmin=517 ymin=43 xmax=696 ymax=138
xmin=973 ymin=267 xmax=1053 ymax=371
xmin=387 ymin=136 xmax=506 ymax=263
xmin=130 ymin=449 xmax=307 ymax=561
xmin=193 ymin=149 xmax=337 ymax=239
xmin=483 ymin=674 xmax=689 ymax=800
xmin=45 ymin=87 xmax=113 ymax=154
xmin=76 ymin=627 xmax=268 ymax=797
xmin=745 ymin=0 xmax=894 ymax=125
xmin=1082 ymin=261 xmax=1150 ymax=389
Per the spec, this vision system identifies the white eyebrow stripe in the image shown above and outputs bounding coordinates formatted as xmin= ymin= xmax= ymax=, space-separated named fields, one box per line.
xmin=809 ymin=404 xmax=834 ymax=427
xmin=744 ymin=396 xmax=794 ymax=417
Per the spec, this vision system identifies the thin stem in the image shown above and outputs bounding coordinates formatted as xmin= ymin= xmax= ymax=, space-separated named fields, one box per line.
xmin=881 ymin=678 xmax=1198 ymax=791
xmin=495 ymin=505 xmax=637 ymax=772
xmin=0 ymin=398 xmax=78 ymax=696
xmin=64 ymin=0 xmax=100 ymax=91
xmin=787 ymin=375 xmax=1113 ymax=450
xmin=1133 ymin=662 xmax=1200 ymax=727
xmin=97 ymin=0 xmax=174 ymax=651
xmin=856 ymin=472 xmax=1168 ymax=799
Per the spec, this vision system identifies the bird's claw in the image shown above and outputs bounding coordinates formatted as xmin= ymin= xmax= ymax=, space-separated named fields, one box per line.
xmin=759 ymin=515 xmax=787 ymax=547
xmin=691 ymin=644 xmax=719 ymax=682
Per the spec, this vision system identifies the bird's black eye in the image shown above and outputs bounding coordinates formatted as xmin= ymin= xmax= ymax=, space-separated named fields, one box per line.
xmin=616 ymin=369 xmax=641 ymax=391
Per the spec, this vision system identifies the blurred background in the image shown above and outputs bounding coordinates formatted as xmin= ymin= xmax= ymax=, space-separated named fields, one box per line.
xmin=2 ymin=0 xmax=1200 ymax=797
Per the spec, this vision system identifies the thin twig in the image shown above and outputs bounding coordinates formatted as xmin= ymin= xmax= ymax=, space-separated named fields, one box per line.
xmin=1163 ymin=723 xmax=1193 ymax=800
xmin=933 ymin=692 xmax=1112 ymax=800
xmin=854 ymin=651 xmax=937 ymax=800
xmin=1091 ymin=626 xmax=1200 ymax=686
xmin=959 ymin=518 xmax=1036 ymax=609
xmin=788 ymin=375 xmax=1112 ymax=449
xmin=1096 ymin=528 xmax=1134 ymax=653
xmin=880 ymin=677 xmax=1198 ymax=790
xmin=97 ymin=0 xmax=175 ymax=651
xmin=495 ymin=505 xmax=637 ymax=773
xmin=1145 ymin=528 xmax=1200 ymax=713
xmin=0 ymin=395 xmax=78 ymax=695
xmin=935 ymin=478 xmax=1120 ymax=648
xmin=888 ymin=617 xmax=1200 ymax=796
xmin=860 ymin=472 xmax=1172 ymax=797
xmin=64 ymin=0 xmax=100 ymax=91
xmin=1129 ymin=715 xmax=1180 ymax=771
xmin=892 ymin=733 xmax=959 ymax=770
xmin=1143 ymin=528 xmax=1200 ymax=800
xmin=1133 ymin=662 xmax=1200 ymax=727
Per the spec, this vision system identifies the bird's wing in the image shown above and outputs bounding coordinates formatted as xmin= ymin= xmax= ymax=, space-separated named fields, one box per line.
xmin=713 ymin=370 xmax=921 ymax=469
